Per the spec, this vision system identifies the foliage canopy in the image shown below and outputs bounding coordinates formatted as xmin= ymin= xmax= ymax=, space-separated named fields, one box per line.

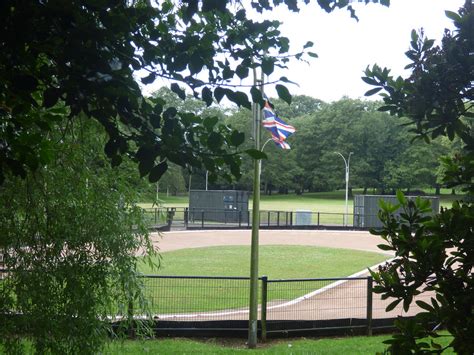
xmin=0 ymin=0 xmax=391 ymax=185
xmin=364 ymin=1 xmax=473 ymax=353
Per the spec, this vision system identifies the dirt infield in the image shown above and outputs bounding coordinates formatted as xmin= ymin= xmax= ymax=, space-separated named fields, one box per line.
xmin=149 ymin=230 xmax=431 ymax=321
xmin=150 ymin=229 xmax=392 ymax=255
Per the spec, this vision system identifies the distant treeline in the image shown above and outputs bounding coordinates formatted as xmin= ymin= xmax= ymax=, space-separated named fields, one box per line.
xmin=139 ymin=87 xmax=461 ymax=198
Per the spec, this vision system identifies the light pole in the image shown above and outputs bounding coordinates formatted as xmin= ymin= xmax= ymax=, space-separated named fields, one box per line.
xmin=335 ymin=152 xmax=353 ymax=226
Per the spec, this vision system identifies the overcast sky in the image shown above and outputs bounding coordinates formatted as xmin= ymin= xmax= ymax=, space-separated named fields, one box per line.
xmin=265 ymin=0 xmax=465 ymax=102
xmin=141 ymin=0 xmax=465 ymax=103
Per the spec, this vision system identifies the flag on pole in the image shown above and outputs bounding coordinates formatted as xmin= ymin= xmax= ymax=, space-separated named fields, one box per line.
xmin=262 ymin=99 xmax=295 ymax=149
xmin=271 ymin=136 xmax=291 ymax=149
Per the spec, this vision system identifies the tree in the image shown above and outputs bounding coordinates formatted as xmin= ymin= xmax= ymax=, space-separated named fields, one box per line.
xmin=0 ymin=0 xmax=330 ymax=186
xmin=363 ymin=1 xmax=474 ymax=353
xmin=293 ymin=98 xmax=405 ymax=193
xmin=0 ymin=118 xmax=155 ymax=354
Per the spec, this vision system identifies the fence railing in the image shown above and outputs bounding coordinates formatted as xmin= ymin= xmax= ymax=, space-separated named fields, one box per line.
xmin=142 ymin=207 xmax=379 ymax=230
xmin=128 ymin=274 xmax=432 ymax=338
xmin=1 ymin=270 xmax=433 ymax=337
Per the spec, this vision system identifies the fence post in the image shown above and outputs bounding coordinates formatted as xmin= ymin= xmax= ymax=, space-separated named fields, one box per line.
xmin=166 ymin=208 xmax=173 ymax=229
xmin=261 ymin=276 xmax=268 ymax=342
xmin=248 ymin=210 xmax=250 ymax=227
xmin=317 ymin=212 xmax=320 ymax=226
xmin=267 ymin=211 xmax=270 ymax=227
xmin=367 ymin=276 xmax=373 ymax=336
xmin=290 ymin=211 xmax=293 ymax=226
xmin=128 ymin=298 xmax=135 ymax=338
xmin=201 ymin=210 xmax=204 ymax=229
xmin=184 ymin=207 xmax=188 ymax=229
xmin=239 ymin=210 xmax=242 ymax=228
xmin=277 ymin=211 xmax=280 ymax=227
xmin=154 ymin=208 xmax=158 ymax=224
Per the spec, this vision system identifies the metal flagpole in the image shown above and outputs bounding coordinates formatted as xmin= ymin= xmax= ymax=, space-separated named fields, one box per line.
xmin=248 ymin=67 xmax=264 ymax=349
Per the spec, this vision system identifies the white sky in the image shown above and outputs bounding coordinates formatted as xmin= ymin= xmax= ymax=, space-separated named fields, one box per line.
xmin=141 ymin=0 xmax=464 ymax=103
xmin=266 ymin=0 xmax=464 ymax=102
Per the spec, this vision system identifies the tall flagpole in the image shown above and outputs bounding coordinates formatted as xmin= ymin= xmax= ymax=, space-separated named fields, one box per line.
xmin=248 ymin=67 xmax=264 ymax=349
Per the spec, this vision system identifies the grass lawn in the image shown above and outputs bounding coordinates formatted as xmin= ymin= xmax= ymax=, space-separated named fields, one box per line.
xmin=137 ymin=245 xmax=388 ymax=313
xmin=4 ymin=333 xmax=455 ymax=354
xmin=139 ymin=245 xmax=387 ymax=278
xmin=105 ymin=334 xmax=455 ymax=354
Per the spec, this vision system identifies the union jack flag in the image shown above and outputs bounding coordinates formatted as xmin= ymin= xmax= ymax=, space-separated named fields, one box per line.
xmin=262 ymin=99 xmax=295 ymax=149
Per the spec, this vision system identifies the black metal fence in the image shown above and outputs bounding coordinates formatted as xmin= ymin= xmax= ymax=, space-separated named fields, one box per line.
xmin=0 ymin=270 xmax=433 ymax=338
xmin=143 ymin=207 xmax=379 ymax=230
xmin=129 ymin=274 xmax=433 ymax=338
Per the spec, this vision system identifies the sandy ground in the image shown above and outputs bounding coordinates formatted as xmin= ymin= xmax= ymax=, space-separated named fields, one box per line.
xmin=151 ymin=229 xmax=391 ymax=255
xmin=149 ymin=229 xmax=430 ymax=321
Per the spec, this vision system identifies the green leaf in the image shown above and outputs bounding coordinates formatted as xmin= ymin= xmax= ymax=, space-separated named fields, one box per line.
xmin=150 ymin=114 xmax=161 ymax=128
xmin=385 ymin=298 xmax=402 ymax=312
xmin=235 ymin=64 xmax=249 ymax=79
xmin=202 ymin=87 xmax=213 ymax=106
xmin=207 ymin=132 xmax=224 ymax=151
xmin=250 ymin=86 xmax=264 ymax=106
xmin=104 ymin=139 xmax=118 ymax=157
xmin=141 ymin=72 xmax=156 ymax=84
xmin=163 ymin=107 xmax=177 ymax=119
xmin=149 ymin=161 xmax=168 ymax=183
xmin=364 ymin=87 xmax=382 ymax=96
xmin=203 ymin=116 xmax=218 ymax=131
xmin=445 ymin=10 xmax=461 ymax=22
xmin=275 ymin=84 xmax=292 ymax=105
xmin=228 ymin=90 xmax=251 ymax=109
xmin=43 ymin=88 xmax=61 ymax=108
xmin=230 ymin=130 xmax=245 ymax=146
xmin=279 ymin=76 xmax=296 ymax=85
xmin=415 ymin=300 xmax=433 ymax=311
xmin=396 ymin=190 xmax=406 ymax=205
xmin=361 ymin=76 xmax=379 ymax=86
xmin=138 ymin=158 xmax=155 ymax=177
xmin=262 ymin=57 xmax=274 ymax=75
xmin=222 ymin=66 xmax=234 ymax=80
xmin=422 ymin=39 xmax=434 ymax=51
xmin=377 ymin=244 xmax=393 ymax=251
xmin=410 ymin=29 xmax=419 ymax=44
xmin=214 ymin=87 xmax=226 ymax=103
xmin=171 ymin=83 xmax=186 ymax=100
xmin=188 ymin=53 xmax=204 ymax=75
xmin=307 ymin=52 xmax=318 ymax=58
xmin=245 ymin=149 xmax=267 ymax=160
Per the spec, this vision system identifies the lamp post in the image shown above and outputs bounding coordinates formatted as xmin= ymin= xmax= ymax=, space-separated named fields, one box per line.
xmin=335 ymin=152 xmax=353 ymax=226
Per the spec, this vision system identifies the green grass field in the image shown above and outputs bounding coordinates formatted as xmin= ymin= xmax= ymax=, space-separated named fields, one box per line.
xmin=5 ymin=333 xmax=455 ymax=354
xmin=139 ymin=245 xmax=387 ymax=278
xmin=137 ymin=245 xmax=388 ymax=313
xmin=104 ymin=333 xmax=455 ymax=354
